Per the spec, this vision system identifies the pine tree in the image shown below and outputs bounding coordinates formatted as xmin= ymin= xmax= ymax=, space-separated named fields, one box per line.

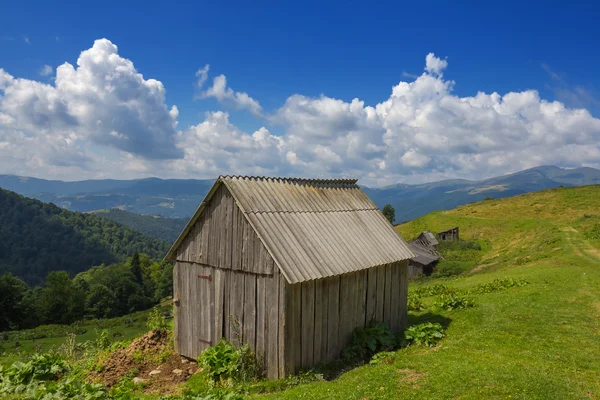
xmin=130 ymin=252 xmax=143 ymax=285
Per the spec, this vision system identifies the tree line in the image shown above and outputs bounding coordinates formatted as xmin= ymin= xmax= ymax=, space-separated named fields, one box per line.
xmin=0 ymin=188 xmax=170 ymax=286
xmin=0 ymin=253 xmax=172 ymax=332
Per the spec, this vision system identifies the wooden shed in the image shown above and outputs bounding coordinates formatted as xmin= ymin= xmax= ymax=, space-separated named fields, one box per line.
xmin=165 ymin=176 xmax=414 ymax=379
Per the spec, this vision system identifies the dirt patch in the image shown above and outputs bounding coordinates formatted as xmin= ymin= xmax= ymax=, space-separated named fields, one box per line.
xmin=88 ymin=329 xmax=199 ymax=395
xmin=398 ymin=368 xmax=426 ymax=389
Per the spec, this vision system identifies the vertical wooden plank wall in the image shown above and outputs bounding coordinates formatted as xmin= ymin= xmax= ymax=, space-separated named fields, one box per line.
xmin=283 ymin=260 xmax=409 ymax=375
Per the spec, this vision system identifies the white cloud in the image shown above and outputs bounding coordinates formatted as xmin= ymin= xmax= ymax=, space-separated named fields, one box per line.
xmin=424 ymin=53 xmax=447 ymax=75
xmin=195 ymin=64 xmax=210 ymax=90
xmin=39 ymin=65 xmax=53 ymax=77
xmin=1 ymin=44 xmax=600 ymax=186
xmin=200 ymin=74 xmax=263 ymax=116
xmin=0 ymin=39 xmax=181 ymax=167
xmin=23 ymin=35 xmax=30 ymax=45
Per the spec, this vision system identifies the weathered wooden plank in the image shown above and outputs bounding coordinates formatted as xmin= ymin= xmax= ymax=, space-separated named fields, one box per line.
xmin=255 ymin=274 xmax=267 ymax=373
xmin=229 ymin=271 xmax=245 ymax=344
xmin=339 ymin=274 xmax=354 ymax=350
xmin=384 ymin=264 xmax=393 ymax=329
xmin=173 ymin=262 xmax=181 ymax=354
xmin=375 ymin=265 xmax=385 ymax=323
xmin=326 ymin=276 xmax=340 ymax=361
xmin=244 ymin=274 xmax=257 ymax=351
xmin=390 ymin=263 xmax=401 ymax=332
xmin=366 ymin=267 xmax=378 ymax=325
xmin=222 ymin=267 xmax=231 ymax=341
xmin=356 ymin=270 xmax=367 ymax=329
xmin=285 ymin=282 xmax=302 ymax=373
xmin=278 ymin=274 xmax=286 ymax=379
xmin=301 ymin=280 xmax=315 ymax=368
xmin=189 ymin=264 xmax=197 ymax=359
xmin=231 ymin=201 xmax=240 ymax=270
xmin=241 ymin=219 xmax=249 ymax=272
xmin=224 ymin=191 xmax=233 ymax=269
xmin=213 ymin=268 xmax=225 ymax=346
xmin=266 ymin=271 xmax=280 ymax=379
xmin=313 ymin=279 xmax=327 ymax=365
xmin=398 ymin=261 xmax=409 ymax=331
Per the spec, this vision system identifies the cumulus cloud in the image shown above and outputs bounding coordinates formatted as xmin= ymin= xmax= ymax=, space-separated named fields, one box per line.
xmin=1 ymin=45 xmax=600 ymax=185
xmin=200 ymin=73 xmax=263 ymax=116
xmin=39 ymin=65 xmax=53 ymax=77
xmin=0 ymin=38 xmax=182 ymax=171
xmin=195 ymin=64 xmax=210 ymax=90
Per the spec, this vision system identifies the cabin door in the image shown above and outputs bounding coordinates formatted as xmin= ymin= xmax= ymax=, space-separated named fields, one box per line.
xmin=174 ymin=262 xmax=214 ymax=360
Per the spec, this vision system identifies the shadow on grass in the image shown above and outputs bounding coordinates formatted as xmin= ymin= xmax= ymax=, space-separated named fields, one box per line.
xmin=408 ymin=312 xmax=452 ymax=330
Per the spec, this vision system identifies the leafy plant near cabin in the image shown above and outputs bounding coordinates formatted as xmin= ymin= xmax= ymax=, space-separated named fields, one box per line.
xmin=435 ymin=293 xmax=475 ymax=310
xmin=468 ymin=278 xmax=529 ymax=294
xmin=404 ymin=322 xmax=445 ymax=347
xmin=198 ymin=339 xmax=258 ymax=386
xmin=407 ymin=294 xmax=424 ymax=311
xmin=342 ymin=321 xmax=396 ymax=362
xmin=0 ymin=352 xmax=68 ymax=395
xmin=412 ymin=284 xmax=455 ymax=298
xmin=369 ymin=351 xmax=396 ymax=365
xmin=147 ymin=306 xmax=170 ymax=331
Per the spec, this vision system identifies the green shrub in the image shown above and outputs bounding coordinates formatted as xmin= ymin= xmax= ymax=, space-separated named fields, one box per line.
xmin=147 ymin=306 xmax=169 ymax=331
xmin=469 ymin=278 xmax=529 ymax=294
xmin=0 ymin=352 xmax=69 ymax=395
xmin=412 ymin=284 xmax=454 ymax=298
xmin=404 ymin=323 xmax=445 ymax=347
xmin=407 ymin=295 xmax=424 ymax=311
xmin=435 ymin=293 xmax=475 ymax=310
xmin=369 ymin=351 xmax=396 ymax=365
xmin=432 ymin=261 xmax=473 ymax=277
xmin=342 ymin=321 xmax=396 ymax=363
xmin=198 ymin=339 xmax=258 ymax=386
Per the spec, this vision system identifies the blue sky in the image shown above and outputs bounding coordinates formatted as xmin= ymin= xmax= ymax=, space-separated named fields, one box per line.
xmin=1 ymin=0 xmax=599 ymax=185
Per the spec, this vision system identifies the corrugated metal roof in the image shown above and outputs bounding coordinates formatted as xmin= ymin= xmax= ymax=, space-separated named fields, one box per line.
xmin=166 ymin=176 xmax=414 ymax=284
xmin=407 ymin=242 xmax=440 ymax=265
xmin=415 ymin=231 xmax=439 ymax=247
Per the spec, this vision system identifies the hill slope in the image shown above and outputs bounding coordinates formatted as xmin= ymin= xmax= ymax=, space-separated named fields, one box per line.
xmin=0 ymin=188 xmax=170 ymax=285
xmin=91 ymin=209 xmax=187 ymax=243
xmin=261 ymin=185 xmax=600 ymax=399
xmin=1 ymin=165 xmax=599 ymax=221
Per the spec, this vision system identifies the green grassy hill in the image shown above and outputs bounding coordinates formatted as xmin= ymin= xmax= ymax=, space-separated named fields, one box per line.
xmin=1 ymin=185 xmax=598 ymax=399
xmin=0 ymin=188 xmax=170 ymax=285
xmin=260 ymin=185 xmax=600 ymax=399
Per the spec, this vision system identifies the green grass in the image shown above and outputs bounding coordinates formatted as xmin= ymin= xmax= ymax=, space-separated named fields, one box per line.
xmin=257 ymin=185 xmax=600 ymax=399
xmin=3 ymin=185 xmax=600 ymax=399
xmin=0 ymin=305 xmax=172 ymax=368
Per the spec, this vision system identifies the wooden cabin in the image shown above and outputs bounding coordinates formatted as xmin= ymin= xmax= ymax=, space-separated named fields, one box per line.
xmin=165 ymin=176 xmax=414 ymax=379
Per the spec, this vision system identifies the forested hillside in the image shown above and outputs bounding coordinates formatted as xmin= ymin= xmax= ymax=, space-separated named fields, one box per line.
xmin=91 ymin=209 xmax=186 ymax=243
xmin=0 ymin=188 xmax=170 ymax=285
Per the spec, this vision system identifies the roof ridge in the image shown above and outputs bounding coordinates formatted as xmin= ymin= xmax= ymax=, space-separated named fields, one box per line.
xmin=219 ymin=175 xmax=358 ymax=185
xmin=244 ymin=208 xmax=380 ymax=215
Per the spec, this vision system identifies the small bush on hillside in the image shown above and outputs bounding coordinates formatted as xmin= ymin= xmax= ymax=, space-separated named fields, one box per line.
xmin=412 ymin=284 xmax=454 ymax=298
xmin=407 ymin=295 xmax=424 ymax=311
xmin=435 ymin=293 xmax=475 ymax=310
xmin=342 ymin=321 xmax=396 ymax=363
xmin=0 ymin=352 xmax=69 ymax=395
xmin=432 ymin=261 xmax=473 ymax=277
xmin=404 ymin=323 xmax=445 ymax=347
xmin=198 ymin=339 xmax=258 ymax=386
xmin=469 ymin=278 xmax=529 ymax=294
xmin=147 ymin=306 xmax=169 ymax=331
xmin=369 ymin=351 xmax=396 ymax=365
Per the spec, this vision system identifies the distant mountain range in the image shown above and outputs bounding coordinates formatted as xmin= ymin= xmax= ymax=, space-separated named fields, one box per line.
xmin=1 ymin=166 xmax=599 ymax=225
